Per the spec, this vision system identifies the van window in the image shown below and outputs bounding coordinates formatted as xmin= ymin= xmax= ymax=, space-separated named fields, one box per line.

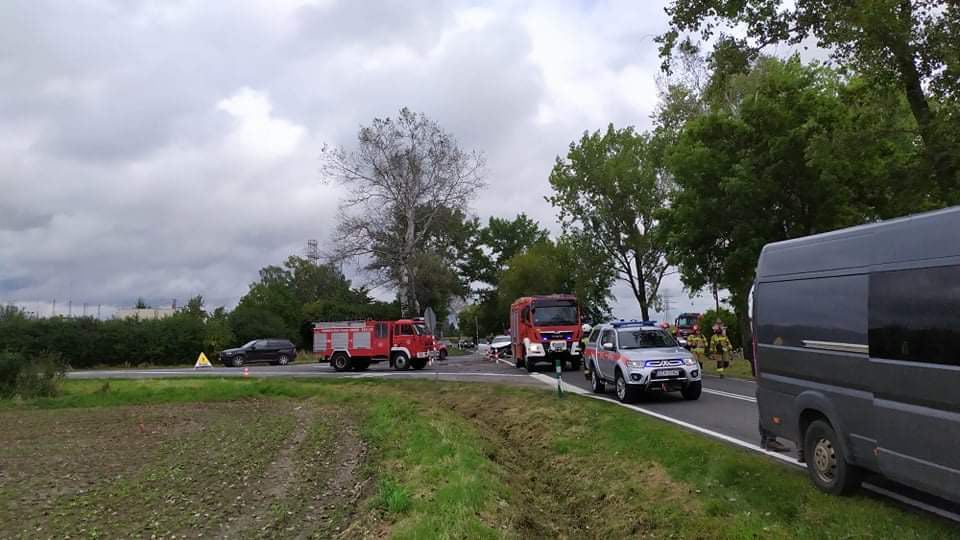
xmin=869 ymin=264 xmax=960 ymax=366
xmin=756 ymin=275 xmax=867 ymax=347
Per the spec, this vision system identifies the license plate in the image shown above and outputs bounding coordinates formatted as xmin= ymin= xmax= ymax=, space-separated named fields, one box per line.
xmin=550 ymin=341 xmax=566 ymax=352
xmin=656 ymin=369 xmax=680 ymax=377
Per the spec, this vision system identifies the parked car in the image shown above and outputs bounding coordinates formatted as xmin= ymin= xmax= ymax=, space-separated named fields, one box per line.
xmin=436 ymin=340 xmax=449 ymax=360
xmin=489 ymin=335 xmax=512 ymax=357
xmin=458 ymin=338 xmax=475 ymax=349
xmin=584 ymin=320 xmax=701 ymax=403
xmin=219 ymin=339 xmax=296 ymax=367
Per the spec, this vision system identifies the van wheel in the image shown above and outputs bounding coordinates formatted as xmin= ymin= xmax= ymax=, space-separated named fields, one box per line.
xmin=615 ymin=371 xmax=638 ymax=403
xmin=331 ymin=352 xmax=351 ymax=372
xmin=681 ymin=381 xmax=702 ymax=400
xmin=393 ymin=353 xmax=411 ymax=371
xmin=590 ymin=364 xmax=605 ymax=393
xmin=803 ymin=420 xmax=861 ymax=495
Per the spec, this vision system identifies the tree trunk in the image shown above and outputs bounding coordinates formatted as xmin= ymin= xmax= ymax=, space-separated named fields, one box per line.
xmin=635 ymin=258 xmax=650 ymax=321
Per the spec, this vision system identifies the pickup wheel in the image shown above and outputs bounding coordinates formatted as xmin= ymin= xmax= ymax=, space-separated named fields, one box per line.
xmin=393 ymin=352 xmax=411 ymax=371
xmin=615 ymin=370 xmax=639 ymax=404
xmin=590 ymin=364 xmax=605 ymax=393
xmin=331 ymin=352 xmax=351 ymax=372
xmin=681 ymin=381 xmax=702 ymax=400
xmin=803 ymin=420 xmax=862 ymax=495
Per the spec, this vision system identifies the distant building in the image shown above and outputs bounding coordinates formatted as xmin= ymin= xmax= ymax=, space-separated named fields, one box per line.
xmin=114 ymin=308 xmax=177 ymax=320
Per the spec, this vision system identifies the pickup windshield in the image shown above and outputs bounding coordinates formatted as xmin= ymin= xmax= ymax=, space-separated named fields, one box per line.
xmin=618 ymin=329 xmax=677 ymax=349
xmin=533 ymin=305 xmax=578 ymax=326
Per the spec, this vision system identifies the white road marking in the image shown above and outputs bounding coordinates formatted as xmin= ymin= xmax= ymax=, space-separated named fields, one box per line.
xmin=527 ymin=374 xmax=960 ymax=524
xmin=703 ymin=388 xmax=757 ymax=403
xmin=347 ymin=371 xmax=530 ymax=379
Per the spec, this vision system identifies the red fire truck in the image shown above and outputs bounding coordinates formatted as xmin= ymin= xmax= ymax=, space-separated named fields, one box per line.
xmin=313 ymin=319 xmax=437 ymax=372
xmin=673 ymin=312 xmax=702 ymax=338
xmin=509 ymin=294 xmax=583 ymax=372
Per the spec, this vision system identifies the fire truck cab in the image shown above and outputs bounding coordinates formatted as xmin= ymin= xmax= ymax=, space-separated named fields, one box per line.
xmin=313 ymin=319 xmax=437 ymax=372
xmin=510 ymin=294 xmax=583 ymax=372
xmin=674 ymin=312 xmax=702 ymax=338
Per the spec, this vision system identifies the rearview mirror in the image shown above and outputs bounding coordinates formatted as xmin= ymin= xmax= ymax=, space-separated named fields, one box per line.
xmin=602 ymin=342 xmax=615 ymax=351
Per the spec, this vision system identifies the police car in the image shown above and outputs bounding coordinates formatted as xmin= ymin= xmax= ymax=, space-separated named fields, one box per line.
xmin=583 ymin=320 xmax=702 ymax=403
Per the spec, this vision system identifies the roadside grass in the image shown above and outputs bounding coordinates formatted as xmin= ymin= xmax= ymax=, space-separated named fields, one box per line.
xmin=3 ymin=378 xmax=958 ymax=539
xmin=700 ymin=354 xmax=756 ymax=380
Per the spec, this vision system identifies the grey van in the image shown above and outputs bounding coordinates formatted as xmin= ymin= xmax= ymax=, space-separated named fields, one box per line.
xmin=753 ymin=206 xmax=960 ymax=503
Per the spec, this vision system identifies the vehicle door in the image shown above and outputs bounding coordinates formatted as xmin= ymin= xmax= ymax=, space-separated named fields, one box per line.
xmin=251 ymin=339 xmax=270 ymax=362
xmin=585 ymin=328 xmax=600 ymax=371
xmin=394 ymin=323 xmax=416 ymax=356
xmin=599 ymin=329 xmax=617 ymax=379
xmin=373 ymin=322 xmax=390 ymax=357
xmin=869 ymin=263 xmax=960 ymax=501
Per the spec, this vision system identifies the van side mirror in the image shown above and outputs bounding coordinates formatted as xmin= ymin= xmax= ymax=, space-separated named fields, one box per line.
xmin=602 ymin=342 xmax=615 ymax=351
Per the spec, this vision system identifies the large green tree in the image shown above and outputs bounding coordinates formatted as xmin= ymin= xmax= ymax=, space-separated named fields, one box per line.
xmin=548 ymin=125 xmax=670 ymax=320
xmin=660 ymin=0 xmax=960 ymax=200
xmin=664 ymin=56 xmax=923 ymax=351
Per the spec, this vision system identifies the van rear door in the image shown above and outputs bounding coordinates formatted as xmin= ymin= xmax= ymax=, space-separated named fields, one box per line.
xmin=868 ymin=263 xmax=960 ymax=503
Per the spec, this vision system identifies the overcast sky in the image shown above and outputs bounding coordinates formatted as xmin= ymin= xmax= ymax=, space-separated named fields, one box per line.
xmin=1 ymin=0 xmax=719 ymax=320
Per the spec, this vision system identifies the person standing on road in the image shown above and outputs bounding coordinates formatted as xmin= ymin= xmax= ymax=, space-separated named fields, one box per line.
xmin=710 ymin=323 xmax=732 ymax=377
xmin=688 ymin=325 xmax=706 ymax=368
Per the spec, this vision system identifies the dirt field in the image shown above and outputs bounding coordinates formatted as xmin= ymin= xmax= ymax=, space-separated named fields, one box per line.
xmin=1 ymin=378 xmax=957 ymax=539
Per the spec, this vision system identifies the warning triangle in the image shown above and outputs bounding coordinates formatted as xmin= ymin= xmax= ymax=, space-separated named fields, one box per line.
xmin=195 ymin=352 xmax=213 ymax=369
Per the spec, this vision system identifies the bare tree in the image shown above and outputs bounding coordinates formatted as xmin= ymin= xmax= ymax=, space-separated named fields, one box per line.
xmin=322 ymin=108 xmax=485 ymax=315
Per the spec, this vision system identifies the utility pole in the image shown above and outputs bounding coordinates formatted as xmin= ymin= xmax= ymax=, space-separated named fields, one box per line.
xmin=306 ymin=239 xmax=320 ymax=266
xmin=82 ymin=303 xmax=87 ymax=317
xmin=662 ymin=289 xmax=673 ymax=325
xmin=68 ymin=299 xmax=72 ymax=318
xmin=97 ymin=304 xmax=101 ymax=320
xmin=52 ymin=299 xmax=56 ymax=317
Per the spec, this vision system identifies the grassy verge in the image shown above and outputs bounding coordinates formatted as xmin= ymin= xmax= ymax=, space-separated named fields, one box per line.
xmin=2 ymin=378 xmax=957 ymax=539
xmin=699 ymin=353 xmax=756 ymax=379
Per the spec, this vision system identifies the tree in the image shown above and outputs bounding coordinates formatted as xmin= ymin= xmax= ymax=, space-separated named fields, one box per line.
xmin=664 ymin=56 xmax=922 ymax=353
xmin=548 ymin=125 xmax=670 ymax=320
xmin=323 ymin=108 xmax=485 ymax=315
xmin=474 ymin=214 xmax=549 ymax=286
xmin=660 ymin=0 xmax=960 ymax=200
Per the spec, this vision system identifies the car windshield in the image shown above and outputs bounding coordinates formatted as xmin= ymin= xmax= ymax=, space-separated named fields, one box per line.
xmin=492 ymin=335 xmax=510 ymax=344
xmin=242 ymin=340 xmax=257 ymax=348
xmin=618 ymin=329 xmax=677 ymax=349
xmin=676 ymin=316 xmax=698 ymax=327
xmin=533 ymin=304 xmax=578 ymax=326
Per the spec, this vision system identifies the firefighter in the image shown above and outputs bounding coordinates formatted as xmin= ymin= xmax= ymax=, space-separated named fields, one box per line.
xmin=710 ymin=323 xmax=733 ymax=377
xmin=688 ymin=325 xmax=706 ymax=367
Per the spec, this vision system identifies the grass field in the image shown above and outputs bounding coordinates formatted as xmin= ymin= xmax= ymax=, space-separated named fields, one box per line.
xmin=2 ymin=378 xmax=957 ymax=539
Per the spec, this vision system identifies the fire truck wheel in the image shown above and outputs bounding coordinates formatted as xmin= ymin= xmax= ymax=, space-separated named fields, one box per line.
xmin=411 ymin=358 xmax=427 ymax=370
xmin=570 ymin=358 xmax=581 ymax=371
xmin=525 ymin=357 xmax=536 ymax=372
xmin=331 ymin=352 xmax=352 ymax=372
xmin=392 ymin=352 xmax=411 ymax=370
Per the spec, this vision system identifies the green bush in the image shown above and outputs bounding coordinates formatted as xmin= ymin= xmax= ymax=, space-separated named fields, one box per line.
xmin=0 ymin=351 xmax=66 ymax=399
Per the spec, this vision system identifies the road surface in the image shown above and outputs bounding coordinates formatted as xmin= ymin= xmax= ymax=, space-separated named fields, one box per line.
xmin=70 ymin=352 xmax=960 ymax=524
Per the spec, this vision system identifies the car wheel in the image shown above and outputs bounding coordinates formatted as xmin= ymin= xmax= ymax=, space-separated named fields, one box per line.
xmin=681 ymin=381 xmax=702 ymax=400
xmin=590 ymin=364 xmax=605 ymax=393
xmin=615 ymin=371 xmax=638 ymax=403
xmin=393 ymin=353 xmax=411 ymax=371
xmin=232 ymin=355 xmax=244 ymax=368
xmin=803 ymin=420 xmax=862 ymax=495
xmin=331 ymin=352 xmax=351 ymax=372
xmin=277 ymin=354 xmax=290 ymax=366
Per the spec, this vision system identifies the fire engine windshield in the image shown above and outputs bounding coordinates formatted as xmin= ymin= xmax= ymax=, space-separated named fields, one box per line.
xmin=676 ymin=315 xmax=698 ymax=327
xmin=532 ymin=304 xmax=578 ymax=326
xmin=618 ymin=329 xmax=678 ymax=349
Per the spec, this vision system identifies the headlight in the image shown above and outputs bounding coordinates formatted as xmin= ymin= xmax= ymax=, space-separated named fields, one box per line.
xmin=628 ymin=360 xmax=645 ymax=368
xmin=529 ymin=343 xmax=544 ymax=354
xmin=684 ymin=357 xmax=697 ymax=366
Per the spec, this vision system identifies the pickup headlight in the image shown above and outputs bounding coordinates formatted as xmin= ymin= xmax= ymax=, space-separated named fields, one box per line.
xmin=627 ymin=360 xmax=645 ymax=368
xmin=684 ymin=357 xmax=697 ymax=366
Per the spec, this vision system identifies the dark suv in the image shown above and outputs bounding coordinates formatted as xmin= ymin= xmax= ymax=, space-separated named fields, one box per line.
xmin=219 ymin=339 xmax=296 ymax=367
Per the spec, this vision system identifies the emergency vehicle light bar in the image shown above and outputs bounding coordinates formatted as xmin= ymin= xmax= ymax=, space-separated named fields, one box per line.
xmin=610 ymin=320 xmax=659 ymax=328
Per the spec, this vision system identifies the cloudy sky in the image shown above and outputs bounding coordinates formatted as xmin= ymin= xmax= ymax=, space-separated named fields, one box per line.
xmin=1 ymin=0 xmax=718 ymax=320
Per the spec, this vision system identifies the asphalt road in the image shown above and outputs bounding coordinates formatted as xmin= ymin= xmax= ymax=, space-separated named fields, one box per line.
xmin=70 ymin=352 xmax=960 ymax=524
